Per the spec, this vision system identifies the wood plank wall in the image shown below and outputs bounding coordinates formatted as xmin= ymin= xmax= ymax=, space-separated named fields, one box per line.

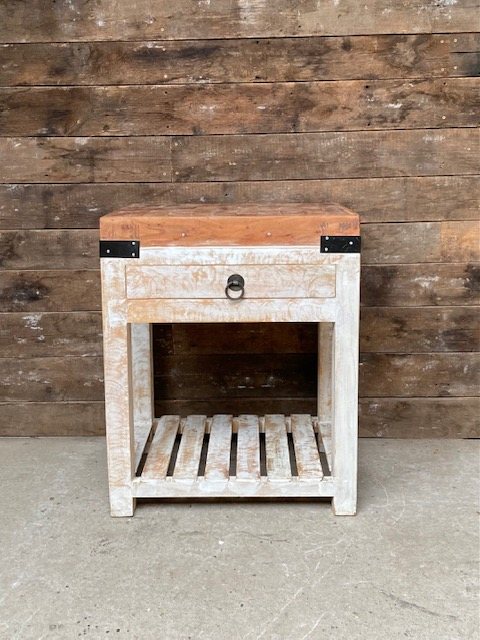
xmin=0 ymin=2 xmax=478 ymax=438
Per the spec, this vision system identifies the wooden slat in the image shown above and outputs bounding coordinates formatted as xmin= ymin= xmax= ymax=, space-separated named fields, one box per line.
xmin=204 ymin=414 xmax=232 ymax=481
xmin=264 ymin=414 xmax=291 ymax=480
xmin=0 ymin=137 xmax=171 ymax=183
xmin=134 ymin=476 xmax=335 ymax=499
xmin=0 ymin=1 xmax=473 ymax=42
xmin=235 ymin=415 xmax=260 ymax=480
xmin=173 ymin=415 xmax=206 ymax=479
xmin=290 ymin=414 xmax=323 ymax=479
xmin=1 ymin=78 xmax=477 ymax=135
xmin=1 ymin=177 xmax=478 ymax=229
xmin=2 ymin=34 xmax=478 ymax=85
xmin=134 ymin=420 xmax=153 ymax=472
xmin=316 ymin=421 xmax=333 ymax=473
xmin=142 ymin=415 xmax=180 ymax=479
xmin=171 ymin=129 xmax=478 ymax=182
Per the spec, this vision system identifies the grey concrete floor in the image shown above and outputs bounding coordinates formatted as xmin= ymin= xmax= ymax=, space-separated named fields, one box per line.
xmin=0 ymin=438 xmax=478 ymax=640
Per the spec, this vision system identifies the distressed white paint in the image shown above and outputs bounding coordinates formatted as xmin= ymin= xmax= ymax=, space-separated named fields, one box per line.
xmin=126 ymin=264 xmax=336 ymax=299
xmin=101 ymin=243 xmax=360 ymax=514
xmin=100 ymin=258 xmax=135 ymax=517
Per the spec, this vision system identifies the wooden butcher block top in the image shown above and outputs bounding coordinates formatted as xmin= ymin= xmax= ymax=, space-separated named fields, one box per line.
xmin=100 ymin=203 xmax=360 ymax=247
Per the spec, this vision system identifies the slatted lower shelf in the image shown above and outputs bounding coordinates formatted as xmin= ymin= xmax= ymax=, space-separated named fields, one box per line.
xmin=133 ymin=414 xmax=333 ymax=498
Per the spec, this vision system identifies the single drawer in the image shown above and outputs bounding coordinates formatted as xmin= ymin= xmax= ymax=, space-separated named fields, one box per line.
xmin=126 ymin=264 xmax=336 ymax=299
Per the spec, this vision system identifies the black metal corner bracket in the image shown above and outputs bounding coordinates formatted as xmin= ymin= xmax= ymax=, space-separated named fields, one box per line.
xmin=99 ymin=240 xmax=140 ymax=258
xmin=320 ymin=235 xmax=361 ymax=253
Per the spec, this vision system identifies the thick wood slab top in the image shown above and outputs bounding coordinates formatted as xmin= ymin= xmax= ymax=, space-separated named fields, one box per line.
xmin=100 ymin=203 xmax=359 ymax=246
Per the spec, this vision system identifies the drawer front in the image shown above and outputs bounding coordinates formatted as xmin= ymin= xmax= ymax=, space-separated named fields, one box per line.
xmin=126 ymin=264 xmax=336 ymax=299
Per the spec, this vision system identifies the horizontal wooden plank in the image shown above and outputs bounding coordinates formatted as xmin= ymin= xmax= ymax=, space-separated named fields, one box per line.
xmin=1 ymin=263 xmax=476 ymax=312
xmin=153 ymin=307 xmax=479 ymax=356
xmin=1 ymin=222 xmax=478 ymax=270
xmin=152 ymin=352 xmax=479 ymax=399
xmin=0 ymin=129 xmax=476 ymax=184
xmin=362 ymin=221 xmax=480 ymax=264
xmin=0 ymin=356 xmax=104 ymax=402
xmin=0 ymin=271 xmax=101 ymax=312
xmin=154 ymin=354 xmax=318 ymax=399
xmin=360 ymin=307 xmax=479 ymax=353
xmin=360 ymin=353 xmax=479 ymax=397
xmin=1 ymin=34 xmax=478 ymax=86
xmin=0 ymin=401 xmax=106 ymax=436
xmin=1 ymin=78 xmax=477 ymax=135
xmin=0 ymin=1 xmax=474 ymax=42
xmin=1 ymin=398 xmax=476 ymax=437
xmin=361 ymin=264 xmax=479 ymax=307
xmin=172 ymin=129 xmax=478 ymax=181
xmin=0 ymin=137 xmax=171 ymax=183
xmin=359 ymin=397 xmax=480 ymax=438
xmin=0 ymin=311 xmax=102 ymax=357
xmin=1 ymin=177 xmax=478 ymax=229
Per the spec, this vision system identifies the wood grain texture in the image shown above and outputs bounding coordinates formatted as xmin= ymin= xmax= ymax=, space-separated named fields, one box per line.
xmin=171 ymin=129 xmax=478 ymax=182
xmin=0 ymin=311 xmax=102 ymax=357
xmin=1 ymin=78 xmax=477 ymax=135
xmin=0 ymin=1 xmax=474 ymax=42
xmin=142 ymin=415 xmax=180 ymax=479
xmin=2 ymin=34 xmax=478 ymax=85
xmin=0 ymin=402 xmax=106 ymax=436
xmin=359 ymin=397 xmax=480 ymax=438
xmin=1 ymin=177 xmax=478 ymax=229
xmin=0 ymin=270 xmax=100 ymax=312
xmin=360 ymin=352 xmax=479 ymax=397
xmin=101 ymin=203 xmax=359 ymax=246
xmin=361 ymin=264 xmax=480 ymax=307
xmin=0 ymin=129 xmax=476 ymax=184
xmin=0 ymin=356 xmax=104 ymax=402
xmin=0 ymin=137 xmax=171 ymax=183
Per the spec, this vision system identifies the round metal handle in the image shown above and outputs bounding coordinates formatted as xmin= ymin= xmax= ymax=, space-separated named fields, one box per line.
xmin=225 ymin=274 xmax=245 ymax=300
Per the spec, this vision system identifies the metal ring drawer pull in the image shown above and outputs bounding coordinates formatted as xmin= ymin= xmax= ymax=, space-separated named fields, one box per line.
xmin=225 ymin=274 xmax=245 ymax=300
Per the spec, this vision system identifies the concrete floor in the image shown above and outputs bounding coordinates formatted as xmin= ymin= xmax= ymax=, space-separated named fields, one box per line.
xmin=0 ymin=439 xmax=478 ymax=640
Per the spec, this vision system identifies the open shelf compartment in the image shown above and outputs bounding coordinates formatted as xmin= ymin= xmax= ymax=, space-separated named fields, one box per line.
xmin=132 ymin=414 xmax=334 ymax=498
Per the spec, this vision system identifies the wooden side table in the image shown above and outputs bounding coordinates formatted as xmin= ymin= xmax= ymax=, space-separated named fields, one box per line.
xmin=99 ymin=204 xmax=361 ymax=516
